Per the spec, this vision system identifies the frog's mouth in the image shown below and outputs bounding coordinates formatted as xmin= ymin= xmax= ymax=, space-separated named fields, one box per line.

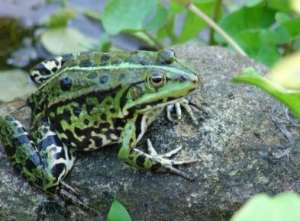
xmin=125 ymin=80 xmax=199 ymax=113
xmin=136 ymin=97 xmax=183 ymax=113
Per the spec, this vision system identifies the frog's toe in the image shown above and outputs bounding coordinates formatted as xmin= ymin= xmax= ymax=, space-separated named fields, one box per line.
xmin=58 ymin=183 xmax=99 ymax=216
xmin=166 ymin=99 xmax=199 ymax=125
xmin=166 ymin=103 xmax=182 ymax=122
xmin=146 ymin=139 xmax=197 ymax=180
xmin=147 ymin=139 xmax=182 ymax=158
xmin=164 ymin=164 xmax=196 ymax=181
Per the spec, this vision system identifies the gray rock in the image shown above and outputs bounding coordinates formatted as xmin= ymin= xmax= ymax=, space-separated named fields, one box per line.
xmin=1 ymin=44 xmax=300 ymax=221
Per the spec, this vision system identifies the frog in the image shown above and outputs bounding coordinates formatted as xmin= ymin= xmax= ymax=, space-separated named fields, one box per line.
xmin=0 ymin=49 xmax=200 ymax=210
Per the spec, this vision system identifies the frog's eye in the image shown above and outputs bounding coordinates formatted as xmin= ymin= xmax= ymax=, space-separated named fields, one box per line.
xmin=149 ymin=72 xmax=166 ymax=87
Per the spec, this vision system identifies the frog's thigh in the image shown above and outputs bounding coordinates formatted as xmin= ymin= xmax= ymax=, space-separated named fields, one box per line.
xmin=36 ymin=119 xmax=75 ymax=189
xmin=117 ymin=120 xmax=160 ymax=170
xmin=0 ymin=116 xmax=74 ymax=191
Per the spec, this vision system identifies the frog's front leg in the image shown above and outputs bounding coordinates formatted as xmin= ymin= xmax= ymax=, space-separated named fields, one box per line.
xmin=0 ymin=116 xmax=74 ymax=192
xmin=166 ymin=98 xmax=199 ymax=125
xmin=117 ymin=120 xmax=197 ymax=180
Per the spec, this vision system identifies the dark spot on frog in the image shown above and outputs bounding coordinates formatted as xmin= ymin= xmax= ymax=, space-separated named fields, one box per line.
xmin=101 ymin=54 xmax=110 ymax=64
xmin=87 ymin=72 xmax=97 ymax=79
xmin=73 ymin=107 xmax=81 ymax=117
xmin=105 ymin=99 xmax=112 ymax=106
xmin=99 ymin=75 xmax=109 ymax=84
xmin=178 ymin=75 xmax=187 ymax=82
xmin=61 ymin=137 xmax=71 ymax=147
xmin=61 ymin=54 xmax=73 ymax=65
xmin=128 ymin=156 xmax=134 ymax=161
xmin=86 ymin=104 xmax=94 ymax=114
xmin=42 ymin=127 xmax=48 ymax=134
xmin=13 ymin=135 xmax=30 ymax=146
xmin=62 ymin=109 xmax=72 ymax=124
xmin=84 ymin=119 xmax=90 ymax=125
xmin=111 ymin=59 xmax=122 ymax=65
xmin=51 ymin=163 xmax=65 ymax=179
xmin=92 ymin=136 xmax=103 ymax=147
xmin=25 ymin=152 xmax=42 ymax=171
xmin=36 ymin=63 xmax=51 ymax=76
xmin=80 ymin=59 xmax=92 ymax=67
xmin=52 ymin=67 xmax=58 ymax=72
xmin=60 ymin=77 xmax=72 ymax=91
xmin=136 ymin=155 xmax=146 ymax=167
xmin=100 ymin=114 xmax=107 ymax=121
xmin=118 ymin=73 xmax=125 ymax=81
xmin=110 ymin=107 xmax=116 ymax=113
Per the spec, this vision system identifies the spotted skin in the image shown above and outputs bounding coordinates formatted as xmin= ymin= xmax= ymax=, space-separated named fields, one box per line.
xmin=0 ymin=116 xmax=73 ymax=192
xmin=0 ymin=50 xmax=200 ymax=205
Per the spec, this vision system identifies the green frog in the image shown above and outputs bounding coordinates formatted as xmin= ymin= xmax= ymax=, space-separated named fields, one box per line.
xmin=0 ymin=49 xmax=200 ymax=209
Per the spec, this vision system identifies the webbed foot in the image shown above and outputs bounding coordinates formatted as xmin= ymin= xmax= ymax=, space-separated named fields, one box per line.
xmin=140 ymin=139 xmax=198 ymax=180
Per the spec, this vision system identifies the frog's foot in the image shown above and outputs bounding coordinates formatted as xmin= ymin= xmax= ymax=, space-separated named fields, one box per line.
xmin=166 ymin=98 xmax=200 ymax=125
xmin=145 ymin=139 xmax=198 ymax=180
xmin=58 ymin=181 xmax=99 ymax=216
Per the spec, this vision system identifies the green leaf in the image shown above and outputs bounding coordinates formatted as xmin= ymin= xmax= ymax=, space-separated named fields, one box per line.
xmin=101 ymin=0 xmax=157 ymax=35
xmin=41 ymin=27 xmax=96 ymax=55
xmin=176 ymin=0 xmax=216 ymax=43
xmin=233 ymin=68 xmax=300 ymax=119
xmin=106 ymin=200 xmax=132 ymax=221
xmin=275 ymin=12 xmax=291 ymax=23
xmin=217 ymin=4 xmax=280 ymax=65
xmin=278 ymin=17 xmax=300 ymax=39
xmin=0 ymin=70 xmax=36 ymax=102
xmin=145 ymin=4 xmax=168 ymax=33
xmin=237 ymin=29 xmax=281 ymax=66
xmin=218 ymin=4 xmax=276 ymax=41
xmin=230 ymin=192 xmax=300 ymax=221
xmin=266 ymin=0 xmax=291 ymax=12
xmin=47 ymin=8 xmax=76 ymax=28
xmin=245 ymin=0 xmax=263 ymax=7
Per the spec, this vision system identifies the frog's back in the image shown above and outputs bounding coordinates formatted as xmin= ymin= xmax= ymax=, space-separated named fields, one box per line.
xmin=28 ymin=50 xmax=186 ymax=113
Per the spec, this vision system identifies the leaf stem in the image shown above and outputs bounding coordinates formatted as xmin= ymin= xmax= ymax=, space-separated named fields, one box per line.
xmin=143 ymin=31 xmax=164 ymax=50
xmin=185 ymin=2 xmax=247 ymax=56
xmin=209 ymin=0 xmax=223 ymax=45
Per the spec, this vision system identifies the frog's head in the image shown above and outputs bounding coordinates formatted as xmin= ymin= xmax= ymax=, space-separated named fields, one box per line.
xmin=123 ymin=49 xmax=200 ymax=113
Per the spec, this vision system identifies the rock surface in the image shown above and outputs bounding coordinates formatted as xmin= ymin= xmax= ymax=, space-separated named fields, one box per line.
xmin=1 ymin=44 xmax=300 ymax=221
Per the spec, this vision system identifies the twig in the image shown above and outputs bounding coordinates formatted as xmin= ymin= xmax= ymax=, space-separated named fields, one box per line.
xmin=181 ymin=1 xmax=247 ymax=56
xmin=142 ymin=31 xmax=164 ymax=50
xmin=209 ymin=0 xmax=223 ymax=45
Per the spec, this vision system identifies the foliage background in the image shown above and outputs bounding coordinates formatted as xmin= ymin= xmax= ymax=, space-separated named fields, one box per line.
xmin=0 ymin=0 xmax=300 ymax=220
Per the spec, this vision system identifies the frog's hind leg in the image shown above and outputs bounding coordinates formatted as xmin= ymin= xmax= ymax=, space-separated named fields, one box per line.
xmin=35 ymin=118 xmax=75 ymax=190
xmin=0 ymin=116 xmax=74 ymax=191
